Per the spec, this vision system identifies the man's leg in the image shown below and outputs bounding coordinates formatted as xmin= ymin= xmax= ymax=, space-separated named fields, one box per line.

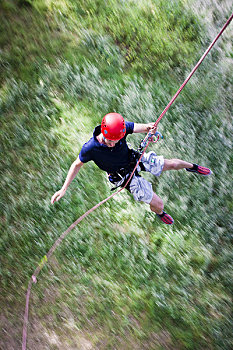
xmin=128 ymin=175 xmax=174 ymax=225
xmin=150 ymin=193 xmax=174 ymax=225
xmin=141 ymin=152 xmax=211 ymax=175
xmin=163 ymin=159 xmax=193 ymax=171
xmin=149 ymin=192 xmax=164 ymax=215
xmin=163 ymin=159 xmax=212 ymax=175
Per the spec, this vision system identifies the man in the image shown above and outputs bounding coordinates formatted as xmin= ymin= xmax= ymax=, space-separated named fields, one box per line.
xmin=51 ymin=113 xmax=211 ymax=224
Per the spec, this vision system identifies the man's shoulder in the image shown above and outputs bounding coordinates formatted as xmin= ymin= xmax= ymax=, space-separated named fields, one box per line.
xmin=81 ymin=137 xmax=96 ymax=151
xmin=125 ymin=121 xmax=134 ymax=134
xmin=79 ymin=136 xmax=97 ymax=163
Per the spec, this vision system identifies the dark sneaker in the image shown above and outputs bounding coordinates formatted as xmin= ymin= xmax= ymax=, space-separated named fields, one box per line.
xmin=156 ymin=211 xmax=174 ymax=225
xmin=186 ymin=164 xmax=212 ymax=176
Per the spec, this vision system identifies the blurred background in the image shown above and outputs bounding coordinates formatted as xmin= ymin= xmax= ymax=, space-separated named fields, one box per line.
xmin=0 ymin=1 xmax=232 ymax=349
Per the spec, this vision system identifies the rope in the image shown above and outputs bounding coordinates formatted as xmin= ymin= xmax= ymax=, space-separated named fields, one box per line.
xmin=22 ymin=141 xmax=151 ymax=350
xmin=22 ymin=12 xmax=233 ymax=350
xmin=153 ymin=12 xmax=233 ymax=129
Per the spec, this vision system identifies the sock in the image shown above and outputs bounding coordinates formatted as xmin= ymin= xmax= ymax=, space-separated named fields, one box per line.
xmin=188 ymin=163 xmax=198 ymax=170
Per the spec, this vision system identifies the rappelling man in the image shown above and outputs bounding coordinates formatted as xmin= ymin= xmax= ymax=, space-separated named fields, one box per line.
xmin=51 ymin=113 xmax=211 ymax=224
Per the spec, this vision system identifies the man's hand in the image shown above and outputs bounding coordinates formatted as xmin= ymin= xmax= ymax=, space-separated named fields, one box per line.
xmin=146 ymin=122 xmax=157 ymax=135
xmin=51 ymin=188 xmax=66 ymax=204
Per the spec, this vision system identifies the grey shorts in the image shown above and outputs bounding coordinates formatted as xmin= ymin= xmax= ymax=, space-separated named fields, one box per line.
xmin=113 ymin=151 xmax=164 ymax=204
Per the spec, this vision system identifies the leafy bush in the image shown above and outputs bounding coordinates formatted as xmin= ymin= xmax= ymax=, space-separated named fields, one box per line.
xmin=74 ymin=0 xmax=202 ymax=75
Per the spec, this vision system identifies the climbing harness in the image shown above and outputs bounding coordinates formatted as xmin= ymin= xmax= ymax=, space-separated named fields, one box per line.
xmin=109 ymin=132 xmax=163 ymax=191
xmin=22 ymin=13 xmax=233 ymax=350
xmin=108 ymin=149 xmax=146 ymax=191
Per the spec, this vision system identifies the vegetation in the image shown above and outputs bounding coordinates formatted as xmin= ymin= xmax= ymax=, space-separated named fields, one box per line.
xmin=0 ymin=0 xmax=232 ymax=349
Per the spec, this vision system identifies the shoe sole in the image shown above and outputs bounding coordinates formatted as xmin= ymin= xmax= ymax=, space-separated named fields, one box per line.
xmin=187 ymin=168 xmax=212 ymax=176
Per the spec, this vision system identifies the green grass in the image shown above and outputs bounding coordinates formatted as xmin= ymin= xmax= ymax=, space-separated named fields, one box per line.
xmin=0 ymin=0 xmax=232 ymax=349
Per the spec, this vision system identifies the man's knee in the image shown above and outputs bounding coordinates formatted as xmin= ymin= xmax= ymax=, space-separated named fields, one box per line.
xmin=163 ymin=159 xmax=180 ymax=171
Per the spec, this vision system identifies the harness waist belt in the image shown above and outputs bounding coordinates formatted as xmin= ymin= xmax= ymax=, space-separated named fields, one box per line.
xmin=108 ymin=149 xmax=145 ymax=190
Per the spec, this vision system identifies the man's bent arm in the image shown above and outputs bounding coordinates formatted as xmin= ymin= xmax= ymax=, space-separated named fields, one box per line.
xmin=133 ymin=122 xmax=157 ymax=134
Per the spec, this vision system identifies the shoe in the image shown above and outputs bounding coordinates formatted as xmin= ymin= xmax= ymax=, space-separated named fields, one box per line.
xmin=156 ymin=211 xmax=174 ymax=225
xmin=186 ymin=164 xmax=212 ymax=176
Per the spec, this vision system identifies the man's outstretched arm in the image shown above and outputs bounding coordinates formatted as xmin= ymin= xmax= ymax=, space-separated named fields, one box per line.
xmin=51 ymin=156 xmax=84 ymax=204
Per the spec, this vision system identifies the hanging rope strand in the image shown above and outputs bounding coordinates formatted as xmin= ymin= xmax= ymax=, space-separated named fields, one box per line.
xmin=22 ymin=12 xmax=233 ymax=350
xmin=153 ymin=12 xmax=233 ymax=129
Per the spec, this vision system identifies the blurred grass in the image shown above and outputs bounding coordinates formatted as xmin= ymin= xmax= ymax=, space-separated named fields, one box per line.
xmin=0 ymin=0 xmax=233 ymax=349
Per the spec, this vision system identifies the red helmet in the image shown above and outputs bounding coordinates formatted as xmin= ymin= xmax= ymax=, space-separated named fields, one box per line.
xmin=101 ymin=113 xmax=126 ymax=141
